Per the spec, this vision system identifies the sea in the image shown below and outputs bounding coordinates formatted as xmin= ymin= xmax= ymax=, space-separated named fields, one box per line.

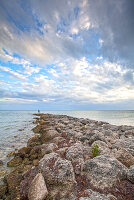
xmin=0 ymin=110 xmax=134 ymax=182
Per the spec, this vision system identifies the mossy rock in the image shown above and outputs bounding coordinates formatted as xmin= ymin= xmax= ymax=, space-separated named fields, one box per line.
xmin=18 ymin=147 xmax=32 ymax=155
xmin=7 ymin=156 xmax=22 ymax=167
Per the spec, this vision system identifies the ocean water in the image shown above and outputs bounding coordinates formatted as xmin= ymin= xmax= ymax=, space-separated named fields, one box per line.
xmin=0 ymin=110 xmax=134 ymax=181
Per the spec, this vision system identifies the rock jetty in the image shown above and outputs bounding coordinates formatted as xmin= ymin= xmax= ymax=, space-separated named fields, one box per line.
xmin=0 ymin=113 xmax=134 ymax=200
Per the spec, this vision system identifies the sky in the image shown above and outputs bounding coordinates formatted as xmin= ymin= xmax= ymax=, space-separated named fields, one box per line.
xmin=0 ymin=0 xmax=134 ymax=110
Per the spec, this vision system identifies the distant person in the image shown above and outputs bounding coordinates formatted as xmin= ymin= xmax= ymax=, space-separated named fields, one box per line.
xmin=38 ymin=109 xmax=40 ymax=113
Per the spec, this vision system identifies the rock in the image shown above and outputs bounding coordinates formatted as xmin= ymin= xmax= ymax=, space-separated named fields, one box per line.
xmin=127 ymin=165 xmax=134 ymax=183
xmin=39 ymin=152 xmax=76 ymax=199
xmin=113 ymin=148 xmax=134 ymax=167
xmin=27 ymin=135 xmax=41 ymax=147
xmin=33 ymin=159 xmax=39 ymax=166
xmin=7 ymin=156 xmax=22 ymax=167
xmin=40 ymin=143 xmax=58 ymax=156
xmin=89 ymin=132 xmax=106 ymax=145
xmin=32 ymin=124 xmax=41 ymax=133
xmin=4 ymin=171 xmax=22 ymax=199
xmin=18 ymin=146 xmax=31 ymax=155
xmin=20 ymin=166 xmax=39 ymax=199
xmin=91 ymin=140 xmax=110 ymax=155
xmin=0 ymin=170 xmax=6 ymax=177
xmin=79 ymin=189 xmax=114 ymax=200
xmin=0 ymin=160 xmax=3 ymax=166
xmin=40 ymin=129 xmax=60 ymax=143
xmin=83 ymin=155 xmax=128 ymax=189
xmin=28 ymin=173 xmax=48 ymax=200
xmin=7 ymin=151 xmax=15 ymax=157
xmin=112 ymin=138 xmax=134 ymax=156
xmin=0 ymin=184 xmax=7 ymax=199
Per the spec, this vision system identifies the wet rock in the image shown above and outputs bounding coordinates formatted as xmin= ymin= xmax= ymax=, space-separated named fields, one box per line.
xmin=127 ymin=165 xmax=134 ymax=183
xmin=28 ymin=173 xmax=48 ymax=200
xmin=7 ymin=151 xmax=15 ymax=157
xmin=18 ymin=146 xmax=31 ymax=155
xmin=83 ymin=154 xmax=128 ymax=189
xmin=27 ymin=135 xmax=41 ymax=147
xmin=4 ymin=171 xmax=22 ymax=199
xmin=7 ymin=156 xmax=22 ymax=167
xmin=32 ymin=124 xmax=41 ymax=133
xmin=113 ymin=148 xmax=134 ymax=167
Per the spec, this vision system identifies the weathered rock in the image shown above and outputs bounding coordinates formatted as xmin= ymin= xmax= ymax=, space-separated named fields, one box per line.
xmin=113 ymin=148 xmax=134 ymax=167
xmin=40 ymin=129 xmax=60 ymax=143
xmin=40 ymin=143 xmax=58 ymax=156
xmin=89 ymin=132 xmax=106 ymax=145
xmin=7 ymin=156 xmax=22 ymax=167
xmin=20 ymin=166 xmax=39 ymax=199
xmin=83 ymin=155 xmax=128 ymax=189
xmin=127 ymin=165 xmax=134 ymax=183
xmin=28 ymin=173 xmax=48 ymax=200
xmin=39 ymin=152 xmax=76 ymax=198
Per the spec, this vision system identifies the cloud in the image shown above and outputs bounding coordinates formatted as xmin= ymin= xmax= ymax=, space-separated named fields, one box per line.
xmin=0 ymin=0 xmax=134 ymax=109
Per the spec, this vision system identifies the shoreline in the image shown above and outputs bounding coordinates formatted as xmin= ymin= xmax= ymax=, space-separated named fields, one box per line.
xmin=0 ymin=113 xmax=134 ymax=200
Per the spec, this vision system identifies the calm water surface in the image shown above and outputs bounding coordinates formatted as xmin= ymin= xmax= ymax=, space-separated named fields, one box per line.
xmin=0 ymin=110 xmax=134 ymax=182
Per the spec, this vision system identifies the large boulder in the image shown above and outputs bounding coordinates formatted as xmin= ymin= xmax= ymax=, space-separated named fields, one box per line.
xmin=28 ymin=173 xmax=48 ymax=200
xmin=83 ymin=155 xmax=128 ymax=189
xmin=7 ymin=156 xmax=22 ymax=167
xmin=39 ymin=152 xmax=76 ymax=199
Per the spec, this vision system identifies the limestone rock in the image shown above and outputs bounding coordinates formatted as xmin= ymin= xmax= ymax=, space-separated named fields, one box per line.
xmin=127 ymin=165 xmax=134 ymax=183
xmin=83 ymin=155 xmax=128 ymax=189
xmin=114 ymin=148 xmax=134 ymax=167
xmin=28 ymin=173 xmax=48 ymax=200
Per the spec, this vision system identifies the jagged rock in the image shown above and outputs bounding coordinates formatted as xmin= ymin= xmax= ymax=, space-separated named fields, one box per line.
xmin=32 ymin=124 xmax=42 ymax=133
xmin=113 ymin=148 xmax=134 ymax=167
xmin=28 ymin=173 xmax=48 ymax=200
xmin=40 ymin=129 xmax=60 ymax=143
xmin=83 ymin=155 xmax=128 ymax=189
xmin=18 ymin=146 xmax=31 ymax=155
xmin=91 ymin=140 xmax=111 ymax=155
xmin=127 ymin=165 xmax=134 ymax=183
